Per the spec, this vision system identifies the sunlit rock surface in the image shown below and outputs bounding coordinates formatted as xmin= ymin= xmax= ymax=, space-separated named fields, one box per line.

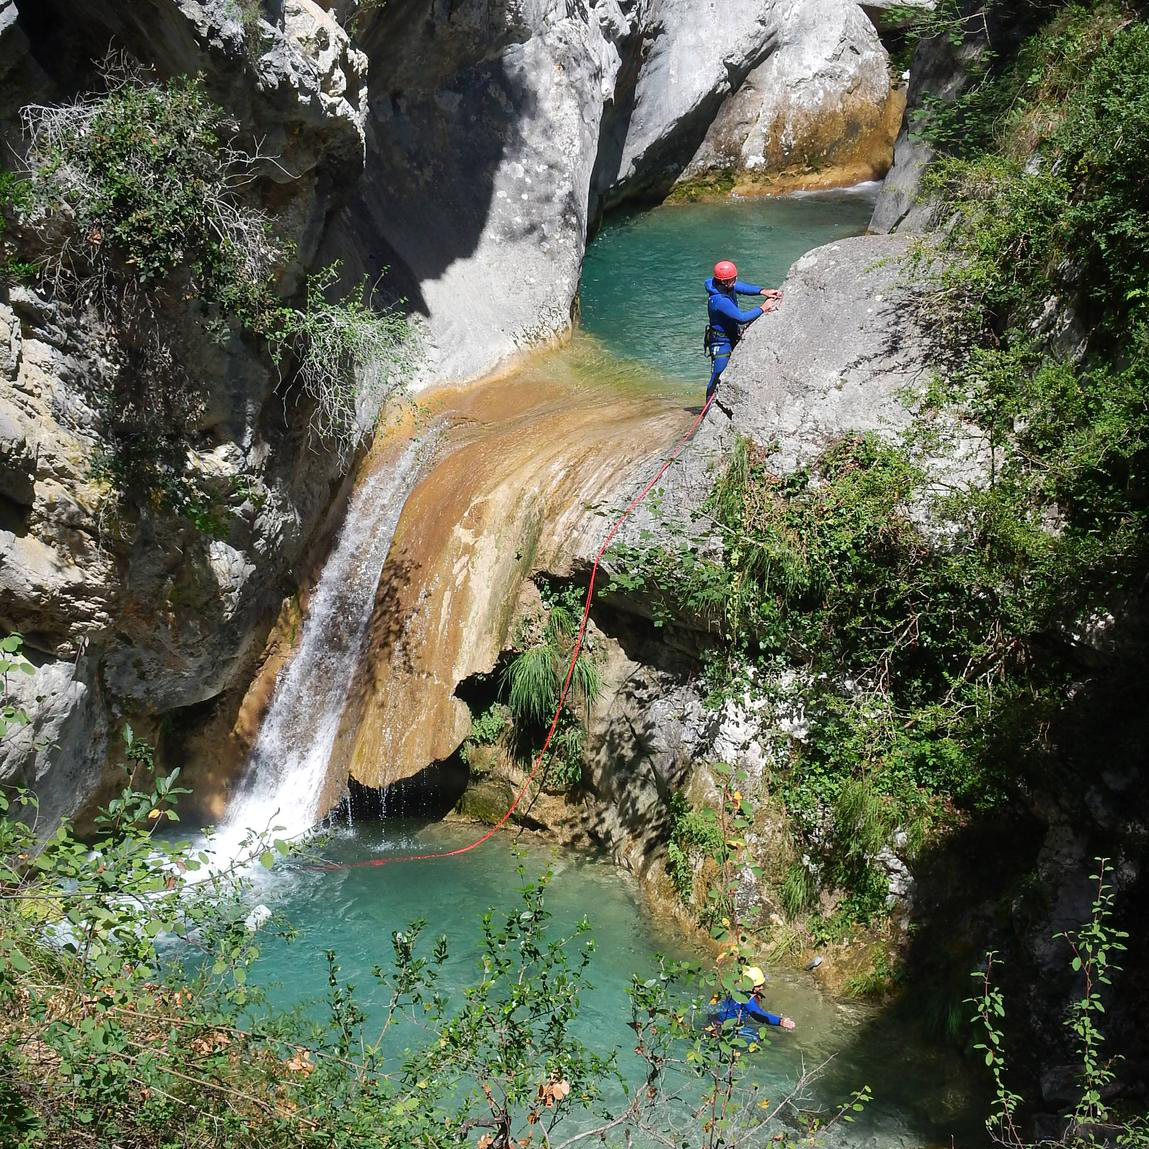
xmin=327 ymin=363 xmax=692 ymax=792
xmin=684 ymin=0 xmax=905 ymax=193
xmin=597 ymin=0 xmax=903 ymax=208
xmin=0 ymin=0 xmax=370 ymax=824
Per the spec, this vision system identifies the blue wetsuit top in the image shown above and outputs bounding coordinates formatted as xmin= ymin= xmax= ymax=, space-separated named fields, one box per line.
xmin=705 ymin=278 xmax=765 ymax=347
xmin=711 ymin=993 xmax=784 ymax=1028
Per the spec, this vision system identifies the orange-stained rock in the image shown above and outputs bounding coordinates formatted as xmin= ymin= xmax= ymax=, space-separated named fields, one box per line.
xmin=682 ymin=0 xmax=905 ymax=197
xmin=328 ymin=349 xmax=692 ymax=792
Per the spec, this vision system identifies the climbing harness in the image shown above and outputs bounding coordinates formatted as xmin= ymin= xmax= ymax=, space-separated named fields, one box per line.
xmin=703 ymin=325 xmax=735 ymax=358
xmin=325 ymin=392 xmax=718 ymax=869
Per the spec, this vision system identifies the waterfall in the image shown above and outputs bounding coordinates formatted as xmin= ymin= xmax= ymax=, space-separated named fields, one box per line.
xmin=209 ymin=431 xmax=437 ymax=866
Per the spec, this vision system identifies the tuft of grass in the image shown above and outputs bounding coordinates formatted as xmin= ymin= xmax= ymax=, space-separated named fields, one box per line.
xmin=779 ymin=861 xmax=817 ymax=920
xmin=503 ymin=646 xmax=559 ymax=728
xmin=833 ymin=778 xmax=892 ymax=860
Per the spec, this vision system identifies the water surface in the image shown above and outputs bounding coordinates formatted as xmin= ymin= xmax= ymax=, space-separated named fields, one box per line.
xmin=237 ymin=823 xmax=980 ymax=1147
xmin=579 ymin=186 xmax=881 ymax=383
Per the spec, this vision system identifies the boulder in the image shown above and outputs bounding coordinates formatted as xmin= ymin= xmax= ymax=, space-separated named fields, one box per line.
xmin=0 ymin=654 xmax=108 ymax=829
xmin=685 ymin=0 xmax=904 ymax=192
xmin=600 ymin=0 xmax=778 ymax=205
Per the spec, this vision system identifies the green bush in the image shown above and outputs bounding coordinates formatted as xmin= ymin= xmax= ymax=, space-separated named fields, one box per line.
xmin=10 ymin=66 xmax=410 ymax=522
xmin=970 ymin=860 xmax=1149 ymax=1147
xmin=262 ymin=264 xmax=412 ymax=459
xmin=459 ymin=701 xmax=511 ymax=767
xmin=22 ymin=69 xmax=274 ymax=312
xmin=665 ymin=792 xmax=724 ymax=903
xmin=499 ymin=583 xmax=602 ymax=792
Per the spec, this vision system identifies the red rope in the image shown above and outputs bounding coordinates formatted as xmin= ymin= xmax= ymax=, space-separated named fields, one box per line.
xmin=329 ymin=393 xmax=716 ymax=868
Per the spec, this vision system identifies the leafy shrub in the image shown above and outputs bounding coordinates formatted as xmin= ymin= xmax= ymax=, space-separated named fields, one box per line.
xmin=20 ymin=66 xmax=274 ymax=313
xmin=500 ymin=583 xmax=602 ymax=791
xmin=970 ymin=860 xmax=1148 ymax=1147
xmin=666 ymin=792 xmax=724 ymax=902
xmin=9 ymin=64 xmax=410 ymax=521
xmin=263 ymin=264 xmax=413 ymax=461
xmin=0 ymin=635 xmax=36 ymax=739
xmin=459 ymin=701 xmax=511 ymax=767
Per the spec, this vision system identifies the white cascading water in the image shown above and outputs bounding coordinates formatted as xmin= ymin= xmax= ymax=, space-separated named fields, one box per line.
xmin=207 ymin=432 xmax=436 ymax=868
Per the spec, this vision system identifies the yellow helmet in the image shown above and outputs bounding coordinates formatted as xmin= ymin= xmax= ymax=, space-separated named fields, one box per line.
xmin=742 ymin=966 xmax=766 ymax=990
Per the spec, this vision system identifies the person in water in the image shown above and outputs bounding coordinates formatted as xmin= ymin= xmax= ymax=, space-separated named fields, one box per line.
xmin=705 ymin=260 xmax=781 ymax=416
xmin=710 ymin=966 xmax=796 ymax=1036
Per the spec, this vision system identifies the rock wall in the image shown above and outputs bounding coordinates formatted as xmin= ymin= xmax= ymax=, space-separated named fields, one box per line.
xmin=0 ymin=0 xmax=903 ymax=826
xmin=0 ymin=0 xmax=371 ymax=825
xmin=683 ymin=0 xmax=904 ymax=194
xmin=594 ymin=0 xmax=904 ymax=212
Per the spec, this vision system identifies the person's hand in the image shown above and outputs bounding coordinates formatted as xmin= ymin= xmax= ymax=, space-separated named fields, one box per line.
xmin=760 ymin=299 xmax=778 ymax=314
xmin=780 ymin=1017 xmax=796 ymax=1030
xmin=760 ymin=288 xmax=783 ymax=299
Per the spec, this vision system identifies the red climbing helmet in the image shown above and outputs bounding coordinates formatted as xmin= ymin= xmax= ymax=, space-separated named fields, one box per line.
xmin=713 ymin=260 xmax=738 ymax=283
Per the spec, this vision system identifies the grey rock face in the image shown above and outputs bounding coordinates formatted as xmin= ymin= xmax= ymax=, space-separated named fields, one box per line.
xmin=686 ymin=0 xmax=899 ymax=187
xmin=601 ymin=0 xmax=778 ymax=205
xmin=597 ymin=0 xmax=900 ymax=210
xmin=0 ymin=656 xmax=108 ymax=829
xmin=719 ymin=233 xmax=923 ymax=466
xmin=0 ymin=0 xmax=370 ymax=823
xmin=327 ymin=0 xmax=618 ymax=386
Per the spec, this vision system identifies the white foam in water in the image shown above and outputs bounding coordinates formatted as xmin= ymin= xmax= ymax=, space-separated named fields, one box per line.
xmin=205 ymin=432 xmax=437 ymax=871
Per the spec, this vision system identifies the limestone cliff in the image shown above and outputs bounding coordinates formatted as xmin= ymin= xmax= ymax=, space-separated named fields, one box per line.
xmin=0 ymin=0 xmax=370 ymax=824
xmin=0 ymin=0 xmax=908 ymax=828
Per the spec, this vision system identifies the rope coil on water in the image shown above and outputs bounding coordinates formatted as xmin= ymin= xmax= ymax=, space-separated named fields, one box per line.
xmin=328 ymin=393 xmax=716 ymax=869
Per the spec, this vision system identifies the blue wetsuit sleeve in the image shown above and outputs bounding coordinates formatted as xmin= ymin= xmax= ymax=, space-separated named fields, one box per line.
xmin=734 ymin=281 xmax=763 ymax=295
xmin=743 ymin=998 xmax=783 ymax=1025
xmin=710 ymin=293 xmax=763 ymax=326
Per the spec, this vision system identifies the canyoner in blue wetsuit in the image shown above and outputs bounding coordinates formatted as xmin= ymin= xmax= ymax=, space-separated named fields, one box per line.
xmin=709 ymin=965 xmax=796 ymax=1043
xmin=704 ymin=259 xmax=782 ymax=416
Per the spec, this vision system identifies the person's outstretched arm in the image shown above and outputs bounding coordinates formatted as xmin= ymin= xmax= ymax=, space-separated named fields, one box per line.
xmin=734 ymin=280 xmax=763 ymax=295
xmin=744 ymin=998 xmax=795 ymax=1028
xmin=710 ymin=294 xmax=770 ymax=325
